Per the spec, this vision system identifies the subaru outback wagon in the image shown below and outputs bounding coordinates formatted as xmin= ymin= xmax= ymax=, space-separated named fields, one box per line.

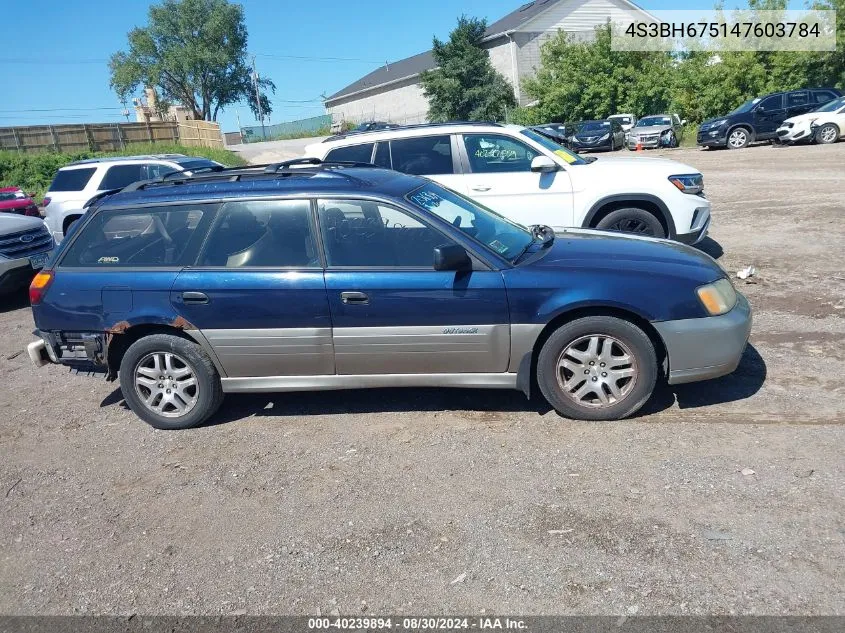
xmin=28 ymin=159 xmax=751 ymax=430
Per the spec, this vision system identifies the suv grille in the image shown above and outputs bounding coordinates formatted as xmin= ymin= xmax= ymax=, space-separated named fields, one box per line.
xmin=0 ymin=225 xmax=53 ymax=259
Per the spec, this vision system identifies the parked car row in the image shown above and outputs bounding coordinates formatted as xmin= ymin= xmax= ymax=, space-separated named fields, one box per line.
xmin=531 ymin=112 xmax=687 ymax=153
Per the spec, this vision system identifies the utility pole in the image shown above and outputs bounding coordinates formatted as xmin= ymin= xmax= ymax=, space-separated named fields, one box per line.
xmin=252 ymin=56 xmax=266 ymax=140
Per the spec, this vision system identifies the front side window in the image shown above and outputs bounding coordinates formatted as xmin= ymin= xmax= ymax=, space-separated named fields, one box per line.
xmin=758 ymin=94 xmax=784 ymax=111
xmin=199 ymin=199 xmax=318 ymax=268
xmin=463 ymin=134 xmax=539 ymax=173
xmin=325 ymin=143 xmax=374 ymax=163
xmin=318 ymin=199 xmax=455 ymax=268
xmin=99 ymin=164 xmax=147 ymax=190
xmin=406 ymin=182 xmax=533 ymax=262
xmin=49 ymin=167 xmax=96 ymax=192
xmin=61 ymin=205 xmax=210 ymax=267
xmin=389 ymin=135 xmax=454 ymax=175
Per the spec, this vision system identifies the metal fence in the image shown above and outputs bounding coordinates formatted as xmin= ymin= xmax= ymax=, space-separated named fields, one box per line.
xmin=0 ymin=120 xmax=223 ymax=154
xmin=240 ymin=114 xmax=331 ymax=143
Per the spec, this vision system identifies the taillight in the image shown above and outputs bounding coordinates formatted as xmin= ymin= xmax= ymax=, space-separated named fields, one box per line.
xmin=29 ymin=271 xmax=54 ymax=305
xmin=41 ymin=197 xmax=51 ymax=207
xmin=25 ymin=205 xmax=40 ymax=217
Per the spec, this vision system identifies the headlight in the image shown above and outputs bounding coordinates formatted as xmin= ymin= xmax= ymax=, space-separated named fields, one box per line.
xmin=661 ymin=129 xmax=672 ymax=136
xmin=669 ymin=173 xmax=704 ymax=195
xmin=711 ymin=119 xmax=728 ymax=127
xmin=696 ymin=278 xmax=737 ymax=316
xmin=599 ymin=133 xmax=610 ymax=140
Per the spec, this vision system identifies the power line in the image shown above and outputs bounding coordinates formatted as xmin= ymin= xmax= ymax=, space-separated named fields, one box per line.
xmin=1 ymin=52 xmax=386 ymax=65
xmin=0 ymin=107 xmax=124 ymax=113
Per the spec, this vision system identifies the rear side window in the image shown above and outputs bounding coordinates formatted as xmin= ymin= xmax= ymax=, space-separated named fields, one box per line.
xmin=389 ymin=136 xmax=454 ymax=175
xmin=49 ymin=168 xmax=96 ymax=192
xmin=198 ymin=200 xmax=318 ymax=268
xmin=61 ymin=205 xmax=211 ymax=268
xmin=787 ymin=91 xmax=809 ymax=107
xmin=325 ymin=143 xmax=374 ymax=163
xmin=99 ymin=164 xmax=146 ymax=189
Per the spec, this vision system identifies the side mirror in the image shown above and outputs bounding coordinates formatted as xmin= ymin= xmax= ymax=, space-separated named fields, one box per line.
xmin=530 ymin=155 xmax=559 ymax=173
xmin=434 ymin=244 xmax=472 ymax=271
xmin=681 ymin=119 xmax=688 ymax=126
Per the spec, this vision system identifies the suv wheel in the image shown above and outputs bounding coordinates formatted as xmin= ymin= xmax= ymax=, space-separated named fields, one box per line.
xmin=727 ymin=128 xmax=750 ymax=149
xmin=595 ymin=207 xmax=665 ymax=238
xmin=815 ymin=123 xmax=840 ymax=144
xmin=537 ymin=316 xmax=657 ymax=421
xmin=119 ymin=334 xmax=224 ymax=430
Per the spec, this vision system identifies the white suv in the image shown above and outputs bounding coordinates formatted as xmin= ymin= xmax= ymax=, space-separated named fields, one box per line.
xmin=304 ymin=123 xmax=710 ymax=244
xmin=42 ymin=154 xmax=223 ymax=243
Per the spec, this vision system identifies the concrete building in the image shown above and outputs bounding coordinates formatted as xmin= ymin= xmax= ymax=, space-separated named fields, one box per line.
xmin=324 ymin=0 xmax=654 ymax=126
xmin=133 ymin=87 xmax=196 ymax=124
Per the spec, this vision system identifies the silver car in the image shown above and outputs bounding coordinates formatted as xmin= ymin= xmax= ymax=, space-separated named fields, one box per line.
xmin=627 ymin=114 xmax=686 ymax=150
xmin=0 ymin=214 xmax=54 ymax=294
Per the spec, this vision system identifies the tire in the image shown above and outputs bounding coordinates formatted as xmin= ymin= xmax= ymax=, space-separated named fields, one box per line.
xmin=814 ymin=122 xmax=840 ymax=144
xmin=727 ymin=127 xmax=750 ymax=149
xmin=595 ymin=207 xmax=666 ymax=238
xmin=536 ymin=316 xmax=657 ymax=421
xmin=119 ymin=333 xmax=224 ymax=430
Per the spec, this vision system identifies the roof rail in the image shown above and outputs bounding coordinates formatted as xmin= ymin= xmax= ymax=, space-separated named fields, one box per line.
xmin=323 ymin=120 xmax=503 ymax=142
xmin=117 ymin=158 xmax=379 ymax=193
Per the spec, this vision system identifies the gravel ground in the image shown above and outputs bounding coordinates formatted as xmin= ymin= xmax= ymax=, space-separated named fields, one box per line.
xmin=0 ymin=142 xmax=843 ymax=616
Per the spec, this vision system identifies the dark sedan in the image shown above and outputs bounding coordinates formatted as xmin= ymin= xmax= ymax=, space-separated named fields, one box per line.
xmin=570 ymin=119 xmax=626 ymax=152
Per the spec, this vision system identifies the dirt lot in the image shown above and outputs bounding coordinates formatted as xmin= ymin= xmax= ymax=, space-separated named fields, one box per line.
xmin=1 ymin=143 xmax=844 ymax=616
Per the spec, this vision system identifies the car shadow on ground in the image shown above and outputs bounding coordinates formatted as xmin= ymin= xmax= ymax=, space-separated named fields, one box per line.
xmin=695 ymin=236 xmax=723 ymax=259
xmin=100 ymin=345 xmax=766 ymax=426
xmin=0 ymin=287 xmax=30 ymax=313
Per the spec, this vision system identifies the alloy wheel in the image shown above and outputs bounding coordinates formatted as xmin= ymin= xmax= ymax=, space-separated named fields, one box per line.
xmin=820 ymin=125 xmax=838 ymax=143
xmin=728 ymin=130 xmax=748 ymax=148
xmin=134 ymin=352 xmax=199 ymax=418
xmin=607 ymin=218 xmax=655 ymax=235
xmin=556 ymin=335 xmax=638 ymax=408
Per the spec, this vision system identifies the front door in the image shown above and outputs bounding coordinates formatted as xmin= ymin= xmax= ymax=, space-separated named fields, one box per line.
xmin=456 ymin=133 xmax=574 ymax=230
xmin=316 ymin=198 xmax=510 ymax=375
xmin=753 ymin=94 xmax=786 ymax=139
xmin=171 ymin=198 xmax=334 ymax=378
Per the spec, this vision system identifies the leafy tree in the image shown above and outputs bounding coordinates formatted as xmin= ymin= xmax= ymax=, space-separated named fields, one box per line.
xmin=109 ymin=0 xmax=274 ymax=121
xmin=420 ymin=16 xmax=517 ymax=121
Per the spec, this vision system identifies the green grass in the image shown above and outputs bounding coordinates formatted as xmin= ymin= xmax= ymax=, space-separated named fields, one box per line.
xmin=0 ymin=143 xmax=247 ymax=201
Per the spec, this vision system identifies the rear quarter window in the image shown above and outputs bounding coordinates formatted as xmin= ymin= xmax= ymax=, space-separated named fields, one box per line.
xmin=49 ymin=168 xmax=97 ymax=192
xmin=60 ymin=205 xmax=212 ymax=268
xmin=325 ymin=143 xmax=375 ymax=163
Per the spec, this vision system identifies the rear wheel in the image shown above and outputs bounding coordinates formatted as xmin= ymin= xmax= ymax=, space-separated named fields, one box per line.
xmin=537 ymin=316 xmax=657 ymax=421
xmin=119 ymin=334 xmax=224 ymax=430
xmin=596 ymin=207 xmax=665 ymax=238
xmin=815 ymin=123 xmax=840 ymax=144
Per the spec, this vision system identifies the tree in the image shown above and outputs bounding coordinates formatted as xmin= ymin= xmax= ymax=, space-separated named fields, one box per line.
xmin=420 ymin=16 xmax=517 ymax=122
xmin=109 ymin=0 xmax=274 ymax=122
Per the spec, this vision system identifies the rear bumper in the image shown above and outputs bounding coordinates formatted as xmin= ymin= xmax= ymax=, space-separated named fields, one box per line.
xmin=654 ymin=293 xmax=752 ymax=385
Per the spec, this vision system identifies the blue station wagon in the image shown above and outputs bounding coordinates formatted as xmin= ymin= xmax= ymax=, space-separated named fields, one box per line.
xmin=27 ymin=159 xmax=751 ymax=429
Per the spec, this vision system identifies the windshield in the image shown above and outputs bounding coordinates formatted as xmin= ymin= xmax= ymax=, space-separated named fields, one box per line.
xmin=406 ymin=182 xmax=534 ymax=262
xmin=0 ymin=191 xmax=26 ymax=202
xmin=520 ymin=128 xmax=587 ymax=165
xmin=610 ymin=116 xmax=632 ymax=125
xmin=577 ymin=121 xmax=611 ymax=132
xmin=637 ymin=116 xmax=671 ymax=127
xmin=730 ymin=98 xmax=761 ymax=114
xmin=813 ymin=96 xmax=845 ymax=113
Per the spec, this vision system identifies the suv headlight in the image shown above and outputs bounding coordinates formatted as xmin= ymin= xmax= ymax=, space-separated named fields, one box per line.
xmin=669 ymin=173 xmax=704 ymax=195
xmin=696 ymin=278 xmax=737 ymax=316
xmin=710 ymin=119 xmax=728 ymax=127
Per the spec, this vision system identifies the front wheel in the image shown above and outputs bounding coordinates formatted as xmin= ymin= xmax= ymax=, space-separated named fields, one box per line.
xmin=595 ymin=207 xmax=666 ymax=238
xmin=727 ymin=128 xmax=750 ymax=149
xmin=119 ymin=333 xmax=224 ymax=430
xmin=815 ymin=123 xmax=840 ymax=144
xmin=537 ymin=317 xmax=657 ymax=421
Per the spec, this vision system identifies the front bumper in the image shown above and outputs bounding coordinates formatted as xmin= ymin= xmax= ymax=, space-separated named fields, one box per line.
xmin=571 ymin=139 xmax=613 ymax=152
xmin=776 ymin=123 xmax=813 ymax=143
xmin=0 ymin=256 xmax=45 ymax=292
xmin=697 ymin=127 xmax=728 ymax=147
xmin=654 ymin=293 xmax=752 ymax=385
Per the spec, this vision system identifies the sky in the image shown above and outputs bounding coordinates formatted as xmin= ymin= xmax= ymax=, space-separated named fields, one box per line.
xmin=1 ymin=0 xmax=808 ymax=133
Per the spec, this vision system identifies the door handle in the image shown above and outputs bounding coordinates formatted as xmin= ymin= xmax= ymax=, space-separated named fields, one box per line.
xmin=182 ymin=291 xmax=209 ymax=305
xmin=471 ymin=185 xmax=492 ymax=192
xmin=340 ymin=291 xmax=369 ymax=305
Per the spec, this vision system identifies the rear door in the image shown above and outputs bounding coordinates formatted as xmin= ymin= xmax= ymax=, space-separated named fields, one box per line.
xmin=171 ymin=198 xmax=334 ymax=378
xmin=457 ymin=133 xmax=574 ymax=229
xmin=785 ymin=90 xmax=814 ymax=117
xmin=317 ymin=197 xmax=509 ymax=375
xmin=385 ymin=135 xmax=467 ymax=192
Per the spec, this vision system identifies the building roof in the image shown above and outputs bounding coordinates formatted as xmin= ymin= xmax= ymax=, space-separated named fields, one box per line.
xmin=326 ymin=0 xmax=571 ymax=103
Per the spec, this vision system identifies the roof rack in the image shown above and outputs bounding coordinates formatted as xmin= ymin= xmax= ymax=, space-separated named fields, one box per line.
xmin=323 ymin=120 xmax=503 ymax=142
xmin=69 ymin=154 xmax=187 ymax=166
xmin=117 ymin=158 xmax=380 ymax=193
